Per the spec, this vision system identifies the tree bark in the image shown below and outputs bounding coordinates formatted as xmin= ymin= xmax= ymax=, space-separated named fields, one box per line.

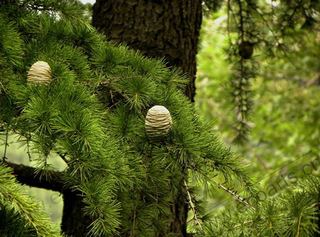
xmin=4 ymin=161 xmax=64 ymax=192
xmin=61 ymin=190 xmax=92 ymax=237
xmin=92 ymin=0 xmax=202 ymax=102
xmin=170 ymin=192 xmax=188 ymax=237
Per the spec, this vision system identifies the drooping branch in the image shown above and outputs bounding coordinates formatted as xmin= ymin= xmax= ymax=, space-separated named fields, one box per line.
xmin=184 ymin=179 xmax=203 ymax=231
xmin=3 ymin=161 xmax=65 ymax=193
xmin=213 ymin=180 xmax=255 ymax=210
xmin=228 ymin=0 xmax=256 ymax=144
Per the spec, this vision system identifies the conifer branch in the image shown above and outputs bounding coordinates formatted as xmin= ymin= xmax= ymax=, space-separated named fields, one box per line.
xmin=184 ymin=179 xmax=203 ymax=231
xmin=0 ymin=165 xmax=61 ymax=237
xmin=249 ymin=3 xmax=298 ymax=69
xmin=213 ymin=180 xmax=255 ymax=210
xmin=227 ymin=0 xmax=255 ymax=144
xmin=3 ymin=161 xmax=64 ymax=193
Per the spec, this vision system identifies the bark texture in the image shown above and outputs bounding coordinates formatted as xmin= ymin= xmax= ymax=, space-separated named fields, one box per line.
xmin=61 ymin=190 xmax=92 ymax=237
xmin=92 ymin=0 xmax=202 ymax=102
xmin=5 ymin=161 xmax=64 ymax=192
xmin=170 ymin=192 xmax=188 ymax=237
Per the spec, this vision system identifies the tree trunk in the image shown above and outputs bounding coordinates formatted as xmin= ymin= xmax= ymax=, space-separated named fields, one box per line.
xmin=61 ymin=190 xmax=92 ymax=237
xmin=92 ymin=1 xmax=202 ymax=236
xmin=170 ymin=191 xmax=188 ymax=237
xmin=92 ymin=0 xmax=202 ymax=102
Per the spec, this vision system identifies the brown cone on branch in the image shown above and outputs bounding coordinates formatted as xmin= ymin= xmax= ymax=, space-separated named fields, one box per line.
xmin=145 ymin=105 xmax=173 ymax=140
xmin=27 ymin=61 xmax=52 ymax=84
xmin=239 ymin=41 xmax=254 ymax=59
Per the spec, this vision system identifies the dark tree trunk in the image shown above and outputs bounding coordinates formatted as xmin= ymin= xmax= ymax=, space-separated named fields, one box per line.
xmin=92 ymin=0 xmax=202 ymax=102
xmin=170 ymin=191 xmax=188 ymax=237
xmin=4 ymin=161 xmax=64 ymax=192
xmin=61 ymin=190 xmax=92 ymax=237
xmin=92 ymin=1 xmax=202 ymax=235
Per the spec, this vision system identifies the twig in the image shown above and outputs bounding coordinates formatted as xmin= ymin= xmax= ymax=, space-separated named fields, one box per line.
xmin=26 ymin=138 xmax=32 ymax=161
xmin=238 ymin=0 xmax=245 ymax=41
xmin=249 ymin=3 xmax=299 ymax=69
xmin=57 ymin=152 xmax=69 ymax=166
xmin=296 ymin=216 xmax=301 ymax=237
xmin=213 ymin=180 xmax=256 ymax=210
xmin=227 ymin=0 xmax=232 ymax=42
xmin=2 ymin=125 xmax=9 ymax=162
xmin=184 ymin=179 xmax=203 ymax=231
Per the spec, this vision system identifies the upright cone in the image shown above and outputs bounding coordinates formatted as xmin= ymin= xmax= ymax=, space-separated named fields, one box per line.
xmin=27 ymin=61 xmax=52 ymax=84
xmin=145 ymin=105 xmax=173 ymax=140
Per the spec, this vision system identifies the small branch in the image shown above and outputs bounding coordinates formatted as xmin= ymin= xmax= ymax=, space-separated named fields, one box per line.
xmin=3 ymin=160 xmax=65 ymax=193
xmin=213 ymin=180 xmax=256 ymax=210
xmin=228 ymin=2 xmax=240 ymax=41
xmin=227 ymin=0 xmax=232 ymax=42
xmin=26 ymin=138 xmax=32 ymax=161
xmin=2 ymin=125 xmax=9 ymax=161
xmin=249 ymin=4 xmax=298 ymax=69
xmin=296 ymin=216 xmax=301 ymax=237
xmin=238 ymin=0 xmax=245 ymax=41
xmin=184 ymin=179 xmax=203 ymax=231
xmin=57 ymin=152 xmax=69 ymax=166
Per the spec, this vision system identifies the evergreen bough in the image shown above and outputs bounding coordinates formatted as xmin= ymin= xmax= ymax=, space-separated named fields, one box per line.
xmin=0 ymin=0 xmax=253 ymax=236
xmin=201 ymin=173 xmax=320 ymax=237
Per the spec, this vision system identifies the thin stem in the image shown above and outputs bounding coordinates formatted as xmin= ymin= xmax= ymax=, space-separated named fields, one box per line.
xmin=296 ymin=216 xmax=301 ymax=237
xmin=26 ymin=138 xmax=32 ymax=161
xmin=213 ymin=180 xmax=255 ymax=210
xmin=227 ymin=0 xmax=240 ymax=46
xmin=238 ymin=0 xmax=245 ymax=41
xmin=250 ymin=3 xmax=298 ymax=69
xmin=227 ymin=0 xmax=231 ymax=42
xmin=2 ymin=125 xmax=9 ymax=161
xmin=184 ymin=179 xmax=203 ymax=231
xmin=25 ymin=130 xmax=33 ymax=161
xmin=57 ymin=152 xmax=69 ymax=166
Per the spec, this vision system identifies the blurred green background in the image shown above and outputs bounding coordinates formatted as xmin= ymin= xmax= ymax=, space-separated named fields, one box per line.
xmin=194 ymin=8 xmax=320 ymax=217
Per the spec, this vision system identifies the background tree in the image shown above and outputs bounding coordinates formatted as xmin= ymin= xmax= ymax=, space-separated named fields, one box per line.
xmin=195 ymin=1 xmax=320 ymax=236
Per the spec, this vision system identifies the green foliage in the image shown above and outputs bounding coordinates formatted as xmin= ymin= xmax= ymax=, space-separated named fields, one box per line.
xmin=0 ymin=165 xmax=60 ymax=237
xmin=201 ymin=175 xmax=320 ymax=237
xmin=0 ymin=204 xmax=37 ymax=237
xmin=0 ymin=0 xmax=253 ymax=236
